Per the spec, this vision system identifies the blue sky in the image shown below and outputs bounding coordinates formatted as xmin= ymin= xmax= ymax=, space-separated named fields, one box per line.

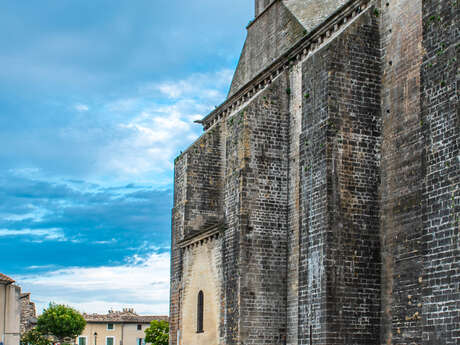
xmin=1 ymin=0 xmax=252 ymax=315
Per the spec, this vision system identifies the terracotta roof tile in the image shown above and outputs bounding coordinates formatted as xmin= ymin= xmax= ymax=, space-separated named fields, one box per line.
xmin=0 ymin=273 xmax=15 ymax=284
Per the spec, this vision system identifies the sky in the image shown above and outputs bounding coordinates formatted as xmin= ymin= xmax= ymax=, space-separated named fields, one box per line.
xmin=1 ymin=0 xmax=252 ymax=316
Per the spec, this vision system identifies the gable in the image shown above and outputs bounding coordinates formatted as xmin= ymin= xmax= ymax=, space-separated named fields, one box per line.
xmin=228 ymin=1 xmax=305 ymax=96
xmin=228 ymin=0 xmax=350 ymax=97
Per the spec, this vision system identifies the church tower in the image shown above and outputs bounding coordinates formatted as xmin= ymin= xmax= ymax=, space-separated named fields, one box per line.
xmin=254 ymin=0 xmax=275 ymax=16
xmin=170 ymin=0 xmax=460 ymax=344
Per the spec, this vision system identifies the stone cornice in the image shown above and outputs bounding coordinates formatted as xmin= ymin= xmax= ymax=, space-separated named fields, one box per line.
xmin=178 ymin=224 xmax=223 ymax=249
xmin=201 ymin=0 xmax=372 ymax=131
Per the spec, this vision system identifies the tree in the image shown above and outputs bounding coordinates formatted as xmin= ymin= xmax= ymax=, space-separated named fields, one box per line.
xmin=21 ymin=329 xmax=52 ymax=345
xmin=144 ymin=320 xmax=169 ymax=345
xmin=36 ymin=303 xmax=86 ymax=344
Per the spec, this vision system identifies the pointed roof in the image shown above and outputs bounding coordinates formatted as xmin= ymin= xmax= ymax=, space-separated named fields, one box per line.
xmin=0 ymin=273 xmax=15 ymax=284
xmin=228 ymin=0 xmax=350 ymax=97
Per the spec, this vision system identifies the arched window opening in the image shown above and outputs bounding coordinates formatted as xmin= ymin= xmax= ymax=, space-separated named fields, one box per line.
xmin=197 ymin=290 xmax=204 ymax=333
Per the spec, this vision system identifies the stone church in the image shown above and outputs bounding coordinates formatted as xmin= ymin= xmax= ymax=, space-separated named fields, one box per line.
xmin=170 ymin=0 xmax=459 ymax=344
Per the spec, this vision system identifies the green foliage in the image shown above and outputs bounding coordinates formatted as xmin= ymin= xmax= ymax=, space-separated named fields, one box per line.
xmin=36 ymin=303 xmax=86 ymax=343
xmin=144 ymin=320 xmax=169 ymax=345
xmin=21 ymin=329 xmax=52 ymax=345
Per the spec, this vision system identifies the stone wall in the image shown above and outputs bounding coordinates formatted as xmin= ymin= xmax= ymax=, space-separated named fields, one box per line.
xmin=420 ymin=0 xmax=459 ymax=343
xmin=232 ymin=75 xmax=290 ymax=344
xmin=255 ymin=0 xmax=276 ymax=17
xmin=379 ymin=0 xmax=459 ymax=343
xmin=323 ymin=9 xmax=381 ymax=343
xmin=177 ymin=124 xmax=223 ymax=238
xmin=286 ymin=55 xmax=303 ymax=345
xmin=181 ymin=235 xmax=222 ymax=345
xmin=169 ymin=124 xmax=224 ymax=345
xmin=297 ymin=37 xmax=331 ymax=345
xmin=285 ymin=7 xmax=382 ymax=345
xmin=379 ymin=0 xmax=425 ymax=343
xmin=19 ymin=293 xmax=36 ymax=334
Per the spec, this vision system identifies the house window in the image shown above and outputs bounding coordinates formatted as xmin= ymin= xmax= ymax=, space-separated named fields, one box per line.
xmin=197 ymin=290 xmax=204 ymax=333
xmin=78 ymin=337 xmax=87 ymax=345
xmin=106 ymin=337 xmax=114 ymax=345
xmin=137 ymin=324 xmax=142 ymax=331
xmin=107 ymin=323 xmax=114 ymax=330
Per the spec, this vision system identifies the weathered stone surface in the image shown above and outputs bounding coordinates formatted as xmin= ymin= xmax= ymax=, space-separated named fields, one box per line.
xmin=284 ymin=0 xmax=350 ymax=32
xmin=295 ymin=10 xmax=381 ymax=345
xmin=255 ymin=0 xmax=277 ymax=17
xmin=228 ymin=1 xmax=305 ymax=97
xmin=19 ymin=293 xmax=36 ymax=334
xmin=170 ymin=0 xmax=459 ymax=344
xmin=181 ymin=236 xmax=222 ymax=345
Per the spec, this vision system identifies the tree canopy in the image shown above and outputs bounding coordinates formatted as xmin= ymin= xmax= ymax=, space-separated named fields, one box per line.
xmin=36 ymin=303 xmax=86 ymax=343
xmin=21 ymin=329 xmax=52 ymax=345
xmin=144 ymin=320 xmax=169 ymax=345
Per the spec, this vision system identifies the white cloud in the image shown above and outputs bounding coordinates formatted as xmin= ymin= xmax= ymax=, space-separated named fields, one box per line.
xmin=27 ymin=265 xmax=58 ymax=270
xmin=2 ymin=204 xmax=49 ymax=222
xmin=93 ymin=238 xmax=117 ymax=245
xmin=36 ymin=68 xmax=233 ymax=187
xmin=94 ymin=69 xmax=231 ymax=184
xmin=75 ymin=104 xmax=89 ymax=112
xmin=0 ymin=228 xmax=66 ymax=241
xmin=148 ymin=69 xmax=233 ymax=100
xmin=16 ymin=252 xmax=170 ymax=315
xmin=8 ymin=167 xmax=42 ymax=177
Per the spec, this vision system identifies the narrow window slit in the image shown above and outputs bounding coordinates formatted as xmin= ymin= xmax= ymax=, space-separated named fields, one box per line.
xmin=197 ymin=290 xmax=204 ymax=333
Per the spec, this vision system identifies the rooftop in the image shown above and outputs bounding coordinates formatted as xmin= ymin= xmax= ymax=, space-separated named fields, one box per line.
xmin=0 ymin=273 xmax=15 ymax=284
xmin=83 ymin=309 xmax=168 ymax=324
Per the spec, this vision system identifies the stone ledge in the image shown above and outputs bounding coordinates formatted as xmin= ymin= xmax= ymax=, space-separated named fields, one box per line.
xmin=178 ymin=223 xmax=224 ymax=249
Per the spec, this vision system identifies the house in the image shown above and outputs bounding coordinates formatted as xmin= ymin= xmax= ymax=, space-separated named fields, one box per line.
xmin=79 ymin=309 xmax=167 ymax=345
xmin=0 ymin=273 xmax=21 ymax=345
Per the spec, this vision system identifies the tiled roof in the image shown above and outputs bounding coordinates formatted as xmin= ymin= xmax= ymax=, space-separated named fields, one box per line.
xmin=0 ymin=273 xmax=15 ymax=284
xmin=83 ymin=310 xmax=168 ymax=323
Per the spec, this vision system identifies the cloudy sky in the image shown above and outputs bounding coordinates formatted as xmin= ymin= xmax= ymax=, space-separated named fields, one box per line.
xmin=1 ymin=0 xmax=252 ymax=315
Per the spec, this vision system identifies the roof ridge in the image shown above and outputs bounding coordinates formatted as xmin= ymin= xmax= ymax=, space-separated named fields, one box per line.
xmin=0 ymin=272 xmax=15 ymax=283
xmin=82 ymin=311 xmax=168 ymax=322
